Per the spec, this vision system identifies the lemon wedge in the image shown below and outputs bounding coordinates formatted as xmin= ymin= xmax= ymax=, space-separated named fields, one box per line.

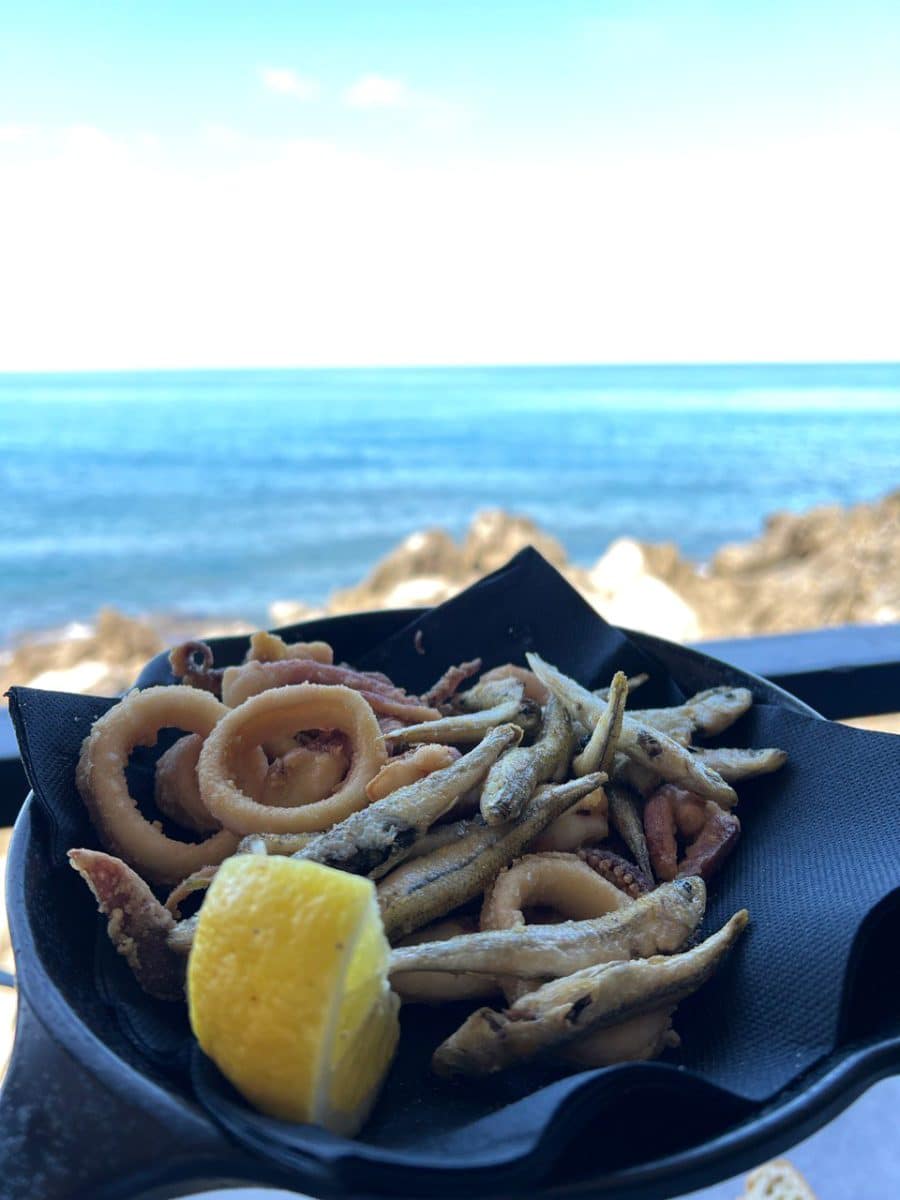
xmin=188 ymin=854 xmax=399 ymax=1135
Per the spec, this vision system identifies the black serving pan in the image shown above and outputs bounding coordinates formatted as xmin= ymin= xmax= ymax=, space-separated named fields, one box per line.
xmin=3 ymin=567 xmax=899 ymax=1200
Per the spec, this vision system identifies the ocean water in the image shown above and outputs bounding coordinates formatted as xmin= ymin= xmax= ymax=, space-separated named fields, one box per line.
xmin=1 ymin=364 xmax=898 ymax=643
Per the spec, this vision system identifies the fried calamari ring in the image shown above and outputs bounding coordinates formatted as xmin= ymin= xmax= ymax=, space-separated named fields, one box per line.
xmin=75 ymin=687 xmax=239 ymax=885
xmin=481 ymin=851 xmax=631 ymax=1005
xmin=198 ymin=684 xmax=388 ymax=834
xmin=365 ymin=744 xmax=461 ymax=803
xmin=155 ymin=733 xmax=268 ymax=833
xmin=532 ymin=785 xmax=609 ymax=852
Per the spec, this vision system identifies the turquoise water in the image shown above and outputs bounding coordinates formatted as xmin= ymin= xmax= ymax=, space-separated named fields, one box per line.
xmin=1 ymin=364 xmax=898 ymax=641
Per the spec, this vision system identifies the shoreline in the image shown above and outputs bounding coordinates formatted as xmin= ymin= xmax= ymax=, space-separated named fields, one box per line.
xmin=2 ymin=490 xmax=897 ymax=700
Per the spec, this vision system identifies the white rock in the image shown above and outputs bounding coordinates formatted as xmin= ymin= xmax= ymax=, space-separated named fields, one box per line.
xmin=584 ymin=575 xmax=701 ymax=642
xmin=28 ymin=660 xmax=110 ymax=693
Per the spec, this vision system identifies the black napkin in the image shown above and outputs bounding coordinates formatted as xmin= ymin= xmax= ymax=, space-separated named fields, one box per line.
xmin=8 ymin=549 xmax=900 ymax=1196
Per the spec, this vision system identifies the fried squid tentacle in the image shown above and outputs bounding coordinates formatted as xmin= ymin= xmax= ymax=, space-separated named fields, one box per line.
xmin=526 ymin=653 xmax=738 ymax=808
xmin=643 ymin=784 xmax=741 ymax=882
xmin=198 ymin=684 xmax=388 ymax=835
xmin=432 ymin=909 xmax=748 ymax=1078
xmin=68 ymin=849 xmax=185 ymax=1001
xmin=377 ymin=772 xmax=606 ymax=941
xmin=221 ymin=658 xmax=439 ymax=723
xmin=480 ymin=695 xmax=573 ymax=825
xmin=76 ymin=686 xmax=239 ymax=885
xmin=295 ymin=724 xmax=522 ymax=878
xmin=422 ymin=659 xmax=483 ymax=707
xmin=169 ymin=641 xmax=225 ymax=696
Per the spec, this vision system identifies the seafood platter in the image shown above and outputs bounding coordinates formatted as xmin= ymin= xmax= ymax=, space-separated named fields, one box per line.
xmin=6 ymin=551 xmax=899 ymax=1199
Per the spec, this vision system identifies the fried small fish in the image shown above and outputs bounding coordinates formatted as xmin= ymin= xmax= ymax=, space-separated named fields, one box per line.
xmin=296 ymin=723 xmax=522 ymax=878
xmin=377 ymin=772 xmax=606 ymax=941
xmin=573 ymin=670 xmax=628 ymax=777
xmin=480 ymin=695 xmax=574 ymax=825
xmin=389 ymin=877 xmax=705 ymax=980
xmin=527 ymin=653 xmax=737 ymax=807
xmin=433 ymin=908 xmax=748 ymax=1077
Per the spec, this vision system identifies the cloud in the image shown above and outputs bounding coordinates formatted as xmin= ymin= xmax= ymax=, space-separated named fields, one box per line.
xmin=260 ymin=67 xmax=319 ymax=100
xmin=343 ymin=75 xmax=409 ymax=109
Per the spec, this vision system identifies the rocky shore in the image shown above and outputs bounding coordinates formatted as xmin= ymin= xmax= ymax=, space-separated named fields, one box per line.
xmin=2 ymin=491 xmax=897 ymax=700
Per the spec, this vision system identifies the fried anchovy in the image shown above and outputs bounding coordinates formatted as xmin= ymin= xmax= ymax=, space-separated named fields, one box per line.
xmin=389 ymin=877 xmax=705 ymax=980
xmin=68 ymin=849 xmax=185 ymax=1001
xmin=573 ymin=670 xmax=628 ymax=777
xmin=295 ymin=723 xmax=522 ymax=878
xmin=686 ymin=746 xmax=788 ymax=782
xmin=633 ymin=687 xmax=754 ymax=739
xmin=432 ymin=908 xmax=748 ymax=1077
xmin=594 ymin=672 xmax=649 ymax=701
xmin=607 ymin=783 xmax=654 ymax=879
xmin=480 ymin=695 xmax=574 ymax=825
xmin=385 ymin=680 xmax=537 ymax=747
xmin=378 ymin=772 xmax=606 ymax=941
xmin=392 ymin=916 xmax=501 ymax=1004
xmin=527 ymin=653 xmax=737 ymax=807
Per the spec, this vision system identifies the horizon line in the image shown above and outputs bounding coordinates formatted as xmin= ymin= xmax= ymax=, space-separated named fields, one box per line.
xmin=1 ymin=360 xmax=899 ymax=379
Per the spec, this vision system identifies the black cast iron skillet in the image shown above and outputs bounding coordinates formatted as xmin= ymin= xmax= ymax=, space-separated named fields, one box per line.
xmin=2 ymin=611 xmax=897 ymax=1200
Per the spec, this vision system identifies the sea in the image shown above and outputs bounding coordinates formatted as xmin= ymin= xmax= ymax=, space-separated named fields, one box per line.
xmin=1 ymin=363 xmax=898 ymax=644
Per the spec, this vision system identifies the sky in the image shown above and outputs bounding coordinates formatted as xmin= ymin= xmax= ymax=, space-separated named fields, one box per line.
xmin=1 ymin=0 xmax=899 ymax=370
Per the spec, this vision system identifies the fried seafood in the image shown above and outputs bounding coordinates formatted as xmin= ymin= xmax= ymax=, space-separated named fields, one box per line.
xmin=432 ymin=908 xmax=748 ymax=1078
xmin=572 ymin=670 xmax=628 ymax=778
xmin=479 ymin=695 xmax=573 ymax=825
xmin=422 ymin=659 xmax=483 ymax=706
xmin=76 ymin=686 xmax=240 ymax=885
xmin=244 ymin=630 xmax=333 ymax=664
xmin=389 ymin=877 xmax=706 ymax=983
xmin=686 ymin=746 xmax=788 ymax=782
xmin=260 ymin=740 xmax=350 ymax=808
xmin=154 ymin=735 xmax=220 ymax=834
xmin=68 ymin=849 xmax=185 ymax=1000
xmin=578 ymin=848 xmax=652 ymax=899
xmin=644 ymin=784 xmax=741 ymax=881
xmin=366 ymin=744 xmax=461 ymax=803
xmin=236 ymin=831 xmax=314 ymax=856
xmin=479 ymin=664 xmax=550 ymax=704
xmin=594 ymin=673 xmax=649 ymax=701
xmin=606 ymin=784 xmax=654 ymax=879
xmin=527 ymin=653 xmax=738 ymax=807
xmin=222 ymin=658 xmax=441 ymax=723
xmin=386 ymin=678 xmax=536 ymax=747
xmin=164 ymin=864 xmax=219 ymax=917
xmin=295 ymin=724 xmax=522 ymax=879
xmin=392 ymin=917 xmax=501 ymax=1005
xmin=481 ymin=852 xmax=632 ymax=1003
xmin=169 ymin=640 xmax=224 ymax=695
xmin=198 ymin=684 xmax=387 ymax=835
xmin=633 ymin=687 xmax=753 ymax=740
xmin=377 ymin=772 xmax=607 ymax=941
xmin=70 ymin=621 xmax=786 ymax=1117
xmin=531 ymin=786 xmax=609 ymax=852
